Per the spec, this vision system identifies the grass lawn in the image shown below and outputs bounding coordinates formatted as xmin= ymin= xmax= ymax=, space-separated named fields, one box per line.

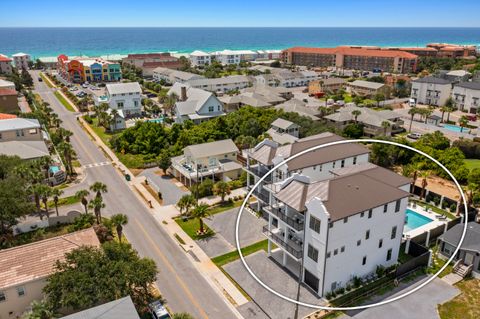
xmin=211 ymin=239 xmax=269 ymax=267
xmin=207 ymin=200 xmax=243 ymax=215
xmin=464 ymin=159 xmax=480 ymax=170
xmin=428 ymin=245 xmax=454 ymax=278
xmin=47 ymin=195 xmax=80 ymax=207
xmin=438 ymin=278 xmax=480 ymax=319
xmin=88 ymin=118 xmax=116 ymax=146
xmin=54 ymin=91 xmax=75 ymax=112
xmin=39 ymin=72 xmax=54 ymax=88
xmin=175 ymin=217 xmax=215 ymax=240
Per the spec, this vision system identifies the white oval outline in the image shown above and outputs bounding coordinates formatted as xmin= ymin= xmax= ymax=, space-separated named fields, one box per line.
xmin=235 ymin=139 xmax=468 ymax=311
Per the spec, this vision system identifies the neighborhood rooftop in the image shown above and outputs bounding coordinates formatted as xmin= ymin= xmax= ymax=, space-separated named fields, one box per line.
xmin=61 ymin=296 xmax=140 ymax=319
xmin=0 ymin=118 xmax=41 ymax=131
xmin=412 ymin=76 xmax=453 ymax=85
xmin=438 ymin=222 xmax=480 ymax=253
xmin=184 ymin=139 xmax=238 ymax=159
xmin=106 ymin=82 xmax=142 ymax=94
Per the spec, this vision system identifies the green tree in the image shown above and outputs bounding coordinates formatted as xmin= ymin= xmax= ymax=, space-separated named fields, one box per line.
xmin=90 ymin=182 xmax=108 ymax=199
xmin=177 ymin=194 xmax=196 ymax=216
xmin=75 ymin=189 xmax=90 ymax=214
xmin=57 ymin=142 xmax=76 ymax=176
xmin=351 ymin=110 xmax=361 ymax=124
xmin=343 ymin=123 xmax=364 ymax=138
xmin=51 ymin=188 xmax=64 ymax=217
xmin=111 ymin=213 xmax=129 ymax=242
xmin=213 ymin=181 xmax=231 ymax=202
xmin=157 ymin=151 xmax=172 ymax=174
xmin=38 ymin=185 xmax=53 ymax=219
xmin=381 ymin=121 xmax=391 ymax=136
xmin=419 ymin=171 xmax=430 ymax=199
xmin=21 ymin=299 xmax=56 ymax=319
xmin=374 ymin=93 xmax=385 ymax=107
xmin=459 ymin=115 xmax=469 ymax=133
xmin=88 ymin=197 xmax=105 ymax=224
xmin=43 ymin=242 xmax=157 ymax=312
xmin=408 ymin=107 xmax=418 ymax=132
xmin=191 ymin=204 xmax=210 ymax=234
xmin=172 ymin=313 xmax=195 ymax=319
xmin=21 ymin=68 xmax=33 ymax=87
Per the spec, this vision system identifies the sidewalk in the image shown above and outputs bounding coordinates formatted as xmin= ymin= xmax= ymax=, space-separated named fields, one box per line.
xmin=79 ymin=116 xmax=247 ymax=318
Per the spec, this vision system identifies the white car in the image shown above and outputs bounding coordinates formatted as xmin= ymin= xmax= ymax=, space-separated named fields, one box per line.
xmin=409 ymin=98 xmax=416 ymax=107
xmin=407 ymin=132 xmax=422 ymax=140
xmin=149 ymin=301 xmax=171 ymax=319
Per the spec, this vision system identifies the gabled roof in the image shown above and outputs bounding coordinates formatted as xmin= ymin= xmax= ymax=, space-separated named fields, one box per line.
xmin=0 ymin=54 xmax=12 ymax=62
xmin=0 ymin=228 xmax=100 ymax=289
xmin=271 ymin=118 xmax=298 ymax=130
xmin=61 ymin=296 xmax=140 ymax=319
xmin=0 ymin=88 xmax=17 ymax=96
xmin=285 ymin=46 xmax=418 ymax=59
xmin=412 ymin=76 xmax=453 ymax=85
xmin=438 ymin=222 xmax=480 ymax=253
xmin=331 ymin=162 xmax=410 ymax=187
xmin=0 ymin=118 xmax=40 ymax=131
xmin=184 ymin=139 xmax=238 ymax=159
xmin=106 ymin=82 xmax=141 ymax=95
xmin=169 ymin=83 xmax=219 ymax=114
xmin=190 ymin=50 xmax=211 ymax=57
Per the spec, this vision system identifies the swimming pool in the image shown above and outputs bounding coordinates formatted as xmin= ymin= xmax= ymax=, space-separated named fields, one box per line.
xmin=49 ymin=166 xmax=60 ymax=174
xmin=148 ymin=118 xmax=164 ymax=124
xmin=404 ymin=209 xmax=433 ymax=232
xmin=442 ymin=124 xmax=470 ymax=133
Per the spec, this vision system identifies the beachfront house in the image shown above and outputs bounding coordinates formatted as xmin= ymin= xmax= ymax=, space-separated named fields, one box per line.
xmin=411 ymin=76 xmax=453 ymax=106
xmin=452 ymin=82 xmax=480 ymax=114
xmin=189 ymin=50 xmax=212 ymax=67
xmin=12 ymin=53 xmax=31 ymax=70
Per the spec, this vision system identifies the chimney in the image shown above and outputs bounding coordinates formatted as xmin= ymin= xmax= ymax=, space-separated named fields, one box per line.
xmin=181 ymin=86 xmax=187 ymax=101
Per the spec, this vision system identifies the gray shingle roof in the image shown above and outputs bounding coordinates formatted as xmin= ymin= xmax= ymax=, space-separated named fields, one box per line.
xmin=349 ymin=80 xmax=385 ymax=90
xmin=0 ymin=118 xmax=40 ymax=131
xmin=271 ymin=118 xmax=297 ymax=130
xmin=438 ymin=222 xmax=480 ymax=253
xmin=455 ymin=81 xmax=480 ymax=90
xmin=61 ymin=296 xmax=140 ymax=319
xmin=106 ymin=82 xmax=141 ymax=95
xmin=413 ymin=76 xmax=453 ymax=85
xmin=0 ymin=140 xmax=49 ymax=160
xmin=184 ymin=139 xmax=238 ymax=159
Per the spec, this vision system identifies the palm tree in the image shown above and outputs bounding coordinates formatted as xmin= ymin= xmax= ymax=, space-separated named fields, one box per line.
xmin=38 ymin=185 xmax=53 ymax=219
xmin=381 ymin=121 xmax=391 ymax=136
xmin=90 ymin=181 xmax=108 ymax=199
xmin=459 ymin=115 xmax=469 ymax=133
xmin=191 ymin=204 xmax=210 ymax=234
xmin=374 ymin=93 xmax=385 ymax=107
xmin=177 ymin=194 xmax=196 ymax=216
xmin=111 ymin=213 xmax=129 ymax=242
xmin=51 ymin=188 xmax=64 ymax=217
xmin=39 ymin=156 xmax=52 ymax=179
xmin=408 ymin=107 xmax=417 ymax=132
xmin=110 ymin=109 xmax=119 ymax=131
xmin=88 ymin=196 xmax=105 ymax=224
xmin=351 ymin=110 xmax=361 ymax=124
xmin=31 ymin=184 xmax=44 ymax=216
xmin=423 ymin=108 xmax=433 ymax=124
xmin=75 ymin=189 xmax=90 ymax=214
xmin=163 ymin=92 xmax=178 ymax=115
xmin=213 ymin=181 xmax=232 ymax=203
xmin=420 ymin=171 xmax=430 ymax=200
xmin=172 ymin=313 xmax=195 ymax=319
xmin=58 ymin=142 xmax=75 ymax=176
xmin=23 ymin=299 xmax=56 ymax=319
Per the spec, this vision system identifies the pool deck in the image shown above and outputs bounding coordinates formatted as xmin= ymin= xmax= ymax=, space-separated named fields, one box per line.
xmin=403 ymin=203 xmax=448 ymax=239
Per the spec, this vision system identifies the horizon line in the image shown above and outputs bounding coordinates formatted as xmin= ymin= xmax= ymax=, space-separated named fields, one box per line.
xmin=1 ymin=26 xmax=480 ymax=28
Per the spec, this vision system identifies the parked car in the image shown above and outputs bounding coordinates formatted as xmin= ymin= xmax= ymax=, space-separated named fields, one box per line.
xmin=70 ymin=87 xmax=78 ymax=91
xmin=467 ymin=115 xmax=477 ymax=121
xmin=148 ymin=301 xmax=171 ymax=319
xmin=38 ymin=77 xmax=43 ymax=82
xmin=82 ymin=82 xmax=89 ymax=88
xmin=409 ymin=98 xmax=416 ymax=107
xmin=407 ymin=132 xmax=422 ymax=140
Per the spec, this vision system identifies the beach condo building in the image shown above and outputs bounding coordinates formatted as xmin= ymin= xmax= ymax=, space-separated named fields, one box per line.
xmin=12 ymin=53 xmax=31 ymax=70
xmin=281 ymin=46 xmax=418 ymax=73
xmin=153 ymin=67 xmax=205 ymax=84
xmin=452 ymin=82 xmax=480 ymax=113
xmin=245 ymin=133 xmax=410 ymax=296
xmin=168 ymin=83 xmax=226 ymax=124
xmin=122 ymin=53 xmax=182 ymax=77
xmin=410 ymin=76 xmax=453 ymax=106
xmin=57 ymin=54 xmax=121 ymax=83
xmin=0 ymin=54 xmax=13 ymax=74
xmin=189 ymin=50 xmax=212 ymax=67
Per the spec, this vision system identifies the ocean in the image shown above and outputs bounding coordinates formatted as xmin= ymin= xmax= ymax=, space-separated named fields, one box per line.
xmin=1 ymin=27 xmax=479 ymax=58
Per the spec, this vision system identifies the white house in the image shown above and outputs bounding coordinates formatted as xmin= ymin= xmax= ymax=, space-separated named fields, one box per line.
xmin=153 ymin=67 xmax=204 ymax=84
xmin=212 ymin=50 xmax=242 ymax=65
xmin=452 ymin=82 xmax=480 ymax=113
xmin=187 ymin=75 xmax=252 ymax=93
xmin=0 ymin=79 xmax=15 ymax=90
xmin=255 ymin=70 xmax=319 ymax=88
xmin=12 ymin=53 xmax=31 ymax=70
xmin=168 ymin=83 xmax=226 ymax=124
xmin=411 ymin=76 xmax=453 ymax=106
xmin=105 ymin=82 xmax=142 ymax=117
xmin=189 ymin=50 xmax=212 ymax=67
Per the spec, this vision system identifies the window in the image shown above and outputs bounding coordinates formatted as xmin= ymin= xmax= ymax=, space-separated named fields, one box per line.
xmin=0 ymin=133 xmax=2 ymax=139
xmin=391 ymin=226 xmax=397 ymax=239
xmin=353 ymin=156 xmax=357 ymax=165
xmin=17 ymin=286 xmax=25 ymax=297
xmin=208 ymin=106 xmax=214 ymax=112
xmin=362 ymin=256 xmax=367 ymax=265
xmin=383 ymin=204 xmax=388 ymax=213
xmin=341 ymin=246 xmax=345 ymax=253
xmin=319 ymin=165 xmax=322 ymax=172
xmin=365 ymin=230 xmax=370 ymax=240
xmin=357 ymin=240 xmax=361 ymax=246
xmin=334 ymin=249 xmax=338 ymax=256
xmin=117 ymin=102 xmax=124 ymax=109
xmin=341 ymin=159 xmax=345 ymax=168
xmin=387 ymin=249 xmax=392 ymax=261
xmin=395 ymin=199 xmax=401 ymax=212
xmin=134 ymin=101 xmax=138 ymax=107
xmin=309 ymin=216 xmax=321 ymax=233
xmin=332 ymin=161 xmax=336 ymax=168
xmin=326 ymin=251 xmax=331 ymax=258
xmin=343 ymin=217 xmax=348 ymax=223
xmin=329 ymin=222 xmax=334 ymax=228
xmin=360 ymin=212 xmax=364 ymax=218
xmin=0 ymin=291 xmax=5 ymax=302
xmin=368 ymin=209 xmax=373 ymax=218
xmin=378 ymin=239 xmax=383 ymax=248
xmin=307 ymin=244 xmax=319 ymax=262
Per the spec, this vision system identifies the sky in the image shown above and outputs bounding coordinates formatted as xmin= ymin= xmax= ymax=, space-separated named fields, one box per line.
xmin=1 ymin=0 xmax=480 ymax=27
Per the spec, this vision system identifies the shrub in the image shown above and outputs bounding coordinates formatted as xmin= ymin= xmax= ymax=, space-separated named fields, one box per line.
xmin=353 ymin=276 xmax=362 ymax=288
xmin=450 ymin=203 xmax=457 ymax=212
xmin=325 ymin=292 xmax=333 ymax=300
xmin=84 ymin=115 xmax=93 ymax=124
xmin=336 ymin=287 xmax=345 ymax=295
xmin=376 ymin=265 xmax=386 ymax=277
xmin=345 ymin=284 xmax=352 ymax=291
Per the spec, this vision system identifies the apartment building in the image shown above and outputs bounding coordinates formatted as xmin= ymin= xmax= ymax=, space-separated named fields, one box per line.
xmin=0 ymin=88 xmax=18 ymax=113
xmin=0 ymin=229 xmax=100 ymax=318
xmin=104 ymin=82 xmax=142 ymax=117
xmin=452 ymin=82 xmax=480 ymax=113
xmin=57 ymin=55 xmax=122 ymax=83
xmin=308 ymin=78 xmax=346 ymax=95
xmin=169 ymin=83 xmax=225 ymax=124
xmin=171 ymin=139 xmax=242 ymax=186
xmin=347 ymin=80 xmax=389 ymax=97
xmin=189 ymin=50 xmax=212 ymax=67
xmin=187 ymin=75 xmax=252 ymax=93
xmin=153 ymin=67 xmax=204 ymax=84
xmin=0 ymin=118 xmax=49 ymax=160
xmin=282 ymin=46 xmax=418 ymax=73
xmin=255 ymin=70 xmax=319 ymax=88
xmin=122 ymin=53 xmax=182 ymax=77
xmin=0 ymin=54 xmax=13 ymax=74
xmin=426 ymin=43 xmax=477 ymax=58
xmin=12 ymin=53 xmax=31 ymax=70
xmin=212 ymin=50 xmax=259 ymax=65
xmin=411 ymin=76 xmax=453 ymax=106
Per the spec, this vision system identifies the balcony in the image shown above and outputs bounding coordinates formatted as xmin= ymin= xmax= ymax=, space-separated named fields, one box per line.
xmin=263 ymin=226 xmax=303 ymax=259
xmin=264 ymin=206 xmax=304 ymax=231
xmin=252 ymin=188 xmax=270 ymax=203
xmin=246 ymin=165 xmax=273 ymax=183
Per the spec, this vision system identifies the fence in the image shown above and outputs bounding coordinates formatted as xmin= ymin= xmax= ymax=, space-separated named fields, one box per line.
xmin=396 ymin=241 xmax=430 ymax=277
xmin=410 ymin=218 xmax=461 ymax=246
xmin=13 ymin=210 xmax=82 ymax=235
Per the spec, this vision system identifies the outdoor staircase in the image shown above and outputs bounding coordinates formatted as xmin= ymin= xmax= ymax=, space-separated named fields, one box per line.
xmin=453 ymin=259 xmax=473 ymax=278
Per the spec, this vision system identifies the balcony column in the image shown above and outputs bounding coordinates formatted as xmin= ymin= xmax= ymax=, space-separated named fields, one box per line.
xmin=282 ymin=251 xmax=287 ymax=267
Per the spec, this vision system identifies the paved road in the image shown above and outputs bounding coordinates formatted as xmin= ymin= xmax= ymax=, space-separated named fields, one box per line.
xmin=31 ymin=71 xmax=237 ymax=319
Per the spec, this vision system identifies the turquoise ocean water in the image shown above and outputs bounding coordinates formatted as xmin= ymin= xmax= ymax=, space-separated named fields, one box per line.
xmin=1 ymin=27 xmax=479 ymax=58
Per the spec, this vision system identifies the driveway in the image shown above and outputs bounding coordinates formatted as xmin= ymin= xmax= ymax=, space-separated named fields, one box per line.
xmin=196 ymin=208 xmax=268 ymax=257
xmin=224 ymin=250 xmax=324 ymax=319
xmin=140 ymin=168 xmax=190 ymax=206
xmin=339 ymin=276 xmax=459 ymax=319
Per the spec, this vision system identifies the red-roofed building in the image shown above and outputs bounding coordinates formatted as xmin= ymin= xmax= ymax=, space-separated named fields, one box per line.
xmin=0 ymin=54 xmax=13 ymax=74
xmin=122 ymin=52 xmax=183 ymax=77
xmin=0 ymin=88 xmax=18 ymax=113
xmin=0 ymin=113 xmax=17 ymax=120
xmin=282 ymin=46 xmax=418 ymax=73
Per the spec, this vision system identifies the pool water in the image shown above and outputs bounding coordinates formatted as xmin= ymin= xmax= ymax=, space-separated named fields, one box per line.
xmin=49 ymin=166 xmax=60 ymax=174
xmin=442 ymin=124 xmax=470 ymax=133
xmin=404 ymin=209 xmax=433 ymax=232
xmin=148 ymin=118 xmax=164 ymax=124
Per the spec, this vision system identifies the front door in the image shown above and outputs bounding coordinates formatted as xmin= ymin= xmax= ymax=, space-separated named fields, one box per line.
xmin=465 ymin=252 xmax=474 ymax=265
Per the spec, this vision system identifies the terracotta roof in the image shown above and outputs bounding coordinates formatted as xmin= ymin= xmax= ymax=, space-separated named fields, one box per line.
xmin=142 ymin=61 xmax=183 ymax=69
xmin=0 ymin=113 xmax=17 ymax=120
xmin=285 ymin=46 xmax=418 ymax=59
xmin=0 ymin=88 xmax=17 ymax=96
xmin=0 ymin=228 xmax=100 ymax=289
xmin=0 ymin=54 xmax=12 ymax=62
